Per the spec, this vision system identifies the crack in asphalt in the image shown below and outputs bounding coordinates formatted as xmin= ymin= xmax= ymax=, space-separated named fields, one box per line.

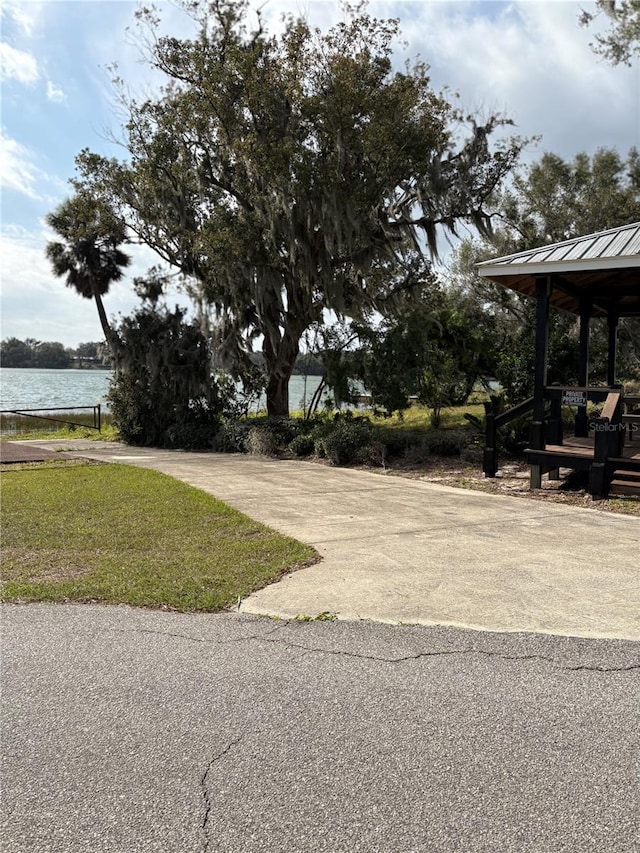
xmin=108 ymin=623 xmax=285 ymax=646
xmin=564 ymin=662 xmax=640 ymax=672
xmin=200 ymin=737 xmax=243 ymax=853
xmin=256 ymin=635 xmax=640 ymax=673
xmin=110 ymin=622 xmax=639 ymax=674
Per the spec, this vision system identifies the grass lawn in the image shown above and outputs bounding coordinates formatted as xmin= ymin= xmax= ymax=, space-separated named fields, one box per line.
xmin=1 ymin=421 xmax=120 ymax=442
xmin=1 ymin=460 xmax=317 ymax=610
xmin=369 ymin=402 xmax=486 ymax=432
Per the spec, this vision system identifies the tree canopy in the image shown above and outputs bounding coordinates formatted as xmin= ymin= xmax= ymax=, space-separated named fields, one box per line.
xmin=0 ymin=338 xmax=71 ymax=369
xmin=494 ymin=147 xmax=640 ymax=250
xmin=45 ymin=193 xmax=131 ymax=353
xmin=580 ymin=0 xmax=640 ymax=65
xmin=447 ymin=147 xmax=640 ymax=400
xmin=73 ymin=0 xmax=524 ymax=415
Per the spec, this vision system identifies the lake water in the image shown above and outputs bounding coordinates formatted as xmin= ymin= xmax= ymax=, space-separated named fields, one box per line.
xmin=0 ymin=368 xmax=329 ymax=413
xmin=0 ymin=368 xmax=113 ymax=411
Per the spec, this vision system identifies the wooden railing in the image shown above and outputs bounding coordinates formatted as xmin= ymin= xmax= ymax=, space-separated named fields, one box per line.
xmin=590 ymin=391 xmax=623 ymax=497
xmin=623 ymin=395 xmax=640 ymax=446
xmin=482 ymin=397 xmax=534 ymax=478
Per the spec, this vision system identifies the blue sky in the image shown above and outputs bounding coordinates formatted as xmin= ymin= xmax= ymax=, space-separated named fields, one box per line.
xmin=1 ymin=0 xmax=638 ymax=348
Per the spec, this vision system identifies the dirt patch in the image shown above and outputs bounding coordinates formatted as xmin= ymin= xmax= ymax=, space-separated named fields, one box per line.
xmin=376 ymin=457 xmax=640 ymax=517
xmin=0 ymin=442 xmax=71 ymax=464
xmin=1 ymin=549 xmax=94 ymax=584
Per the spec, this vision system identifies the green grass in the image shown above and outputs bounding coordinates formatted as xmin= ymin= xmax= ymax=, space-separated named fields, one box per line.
xmin=368 ymin=403 xmax=485 ymax=432
xmin=1 ymin=461 xmax=317 ymax=610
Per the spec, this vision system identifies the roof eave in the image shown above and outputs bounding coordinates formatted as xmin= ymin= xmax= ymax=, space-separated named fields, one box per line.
xmin=477 ymin=254 xmax=640 ymax=279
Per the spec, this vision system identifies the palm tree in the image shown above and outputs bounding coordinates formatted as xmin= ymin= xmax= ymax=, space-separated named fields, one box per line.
xmin=46 ymin=193 xmax=131 ymax=355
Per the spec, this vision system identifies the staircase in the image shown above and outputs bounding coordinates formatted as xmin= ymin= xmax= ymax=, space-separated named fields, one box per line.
xmin=608 ymin=455 xmax=640 ymax=497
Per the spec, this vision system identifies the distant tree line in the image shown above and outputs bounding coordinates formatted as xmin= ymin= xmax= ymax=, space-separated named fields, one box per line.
xmin=0 ymin=339 xmax=109 ymax=369
xmin=0 ymin=335 xmax=325 ymax=375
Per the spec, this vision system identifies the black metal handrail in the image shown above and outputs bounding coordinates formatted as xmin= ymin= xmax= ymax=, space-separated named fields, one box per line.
xmin=0 ymin=405 xmax=101 ymax=432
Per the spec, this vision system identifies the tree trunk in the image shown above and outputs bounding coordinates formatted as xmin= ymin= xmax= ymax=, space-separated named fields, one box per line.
xmin=91 ymin=286 xmax=120 ymax=363
xmin=263 ymin=328 xmax=300 ymax=417
xmin=265 ymin=373 xmax=290 ymax=417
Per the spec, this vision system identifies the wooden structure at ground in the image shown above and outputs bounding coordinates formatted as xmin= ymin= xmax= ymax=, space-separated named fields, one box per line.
xmin=477 ymin=222 xmax=640 ymax=498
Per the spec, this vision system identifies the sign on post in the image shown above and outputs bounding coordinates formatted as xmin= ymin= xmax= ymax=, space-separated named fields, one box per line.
xmin=561 ymin=389 xmax=587 ymax=407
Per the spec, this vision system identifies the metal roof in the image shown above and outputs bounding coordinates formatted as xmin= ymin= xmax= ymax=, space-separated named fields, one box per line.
xmin=476 ymin=222 xmax=640 ymax=317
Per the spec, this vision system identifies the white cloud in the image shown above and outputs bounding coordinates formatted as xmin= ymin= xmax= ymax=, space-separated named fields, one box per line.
xmin=46 ymin=80 xmax=66 ymax=103
xmin=0 ymin=42 xmax=39 ymax=84
xmin=0 ymin=225 xmax=118 ymax=346
xmin=1 ymin=0 xmax=638 ymax=348
xmin=0 ymin=223 xmax=193 ymax=348
xmin=0 ymin=130 xmax=46 ymax=199
xmin=381 ymin=0 xmax=639 ymax=160
xmin=0 ymin=0 xmax=39 ymax=37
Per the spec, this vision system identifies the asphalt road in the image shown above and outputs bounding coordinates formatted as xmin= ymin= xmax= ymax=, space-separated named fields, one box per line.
xmin=2 ymin=604 xmax=639 ymax=853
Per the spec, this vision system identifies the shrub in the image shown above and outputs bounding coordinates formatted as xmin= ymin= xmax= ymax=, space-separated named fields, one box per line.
xmin=624 ymin=378 xmax=640 ymax=398
xmin=353 ymin=440 xmax=387 ymax=467
xmin=213 ymin=420 xmax=252 ymax=453
xmin=315 ymin=415 xmax=374 ymax=465
xmin=426 ymin=429 xmax=470 ymax=456
xmin=108 ymin=301 xmax=229 ymax=448
xmin=246 ymin=426 xmax=279 ymax=456
xmin=289 ymin=434 xmax=315 ymax=457
xmin=400 ymin=428 xmax=470 ymax=463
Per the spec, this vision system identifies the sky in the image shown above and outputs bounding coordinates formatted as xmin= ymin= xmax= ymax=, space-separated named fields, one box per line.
xmin=1 ymin=0 xmax=638 ymax=349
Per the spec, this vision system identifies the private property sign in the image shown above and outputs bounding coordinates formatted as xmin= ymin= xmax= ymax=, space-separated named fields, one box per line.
xmin=562 ymin=389 xmax=587 ymax=407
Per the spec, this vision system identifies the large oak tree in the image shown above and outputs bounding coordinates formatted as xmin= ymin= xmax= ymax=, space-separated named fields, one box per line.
xmin=580 ymin=0 xmax=640 ymax=66
xmin=74 ymin=0 xmax=523 ymax=415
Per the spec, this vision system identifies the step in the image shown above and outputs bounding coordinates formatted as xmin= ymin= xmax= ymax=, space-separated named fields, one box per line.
xmin=612 ymin=469 xmax=640 ymax=482
xmin=609 ymin=479 xmax=640 ymax=497
xmin=608 ymin=457 xmax=640 ymax=472
xmin=526 ymin=448 xmax=592 ymax=471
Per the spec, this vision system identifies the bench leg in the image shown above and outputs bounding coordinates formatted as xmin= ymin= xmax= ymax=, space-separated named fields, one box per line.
xmin=530 ymin=465 xmax=542 ymax=490
xmin=589 ymin=462 xmax=607 ymax=497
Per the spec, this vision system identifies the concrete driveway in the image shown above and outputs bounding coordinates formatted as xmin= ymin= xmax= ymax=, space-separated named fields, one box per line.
xmin=12 ymin=440 xmax=640 ymax=640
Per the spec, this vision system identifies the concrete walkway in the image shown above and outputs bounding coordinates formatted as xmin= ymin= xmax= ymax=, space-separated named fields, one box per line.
xmin=9 ymin=439 xmax=640 ymax=640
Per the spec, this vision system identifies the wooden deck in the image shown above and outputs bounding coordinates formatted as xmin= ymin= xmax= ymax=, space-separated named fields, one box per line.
xmin=527 ymin=436 xmax=640 ymax=468
xmin=544 ymin=435 xmax=640 ymax=462
xmin=527 ymin=431 xmax=640 ymax=496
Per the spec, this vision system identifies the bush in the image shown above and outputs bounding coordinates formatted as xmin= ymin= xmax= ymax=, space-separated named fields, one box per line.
xmin=314 ymin=415 xmax=374 ymax=465
xmin=213 ymin=420 xmax=252 ymax=453
xmin=624 ymin=378 xmax=640 ymax=398
xmin=376 ymin=428 xmax=423 ymax=458
xmin=399 ymin=428 xmax=470 ymax=463
xmin=289 ymin=434 xmax=315 ymax=457
xmin=499 ymin=414 xmax=532 ymax=456
xmin=246 ymin=426 xmax=279 ymax=457
xmin=108 ymin=302 xmax=230 ymax=448
xmin=423 ymin=429 xmax=469 ymax=456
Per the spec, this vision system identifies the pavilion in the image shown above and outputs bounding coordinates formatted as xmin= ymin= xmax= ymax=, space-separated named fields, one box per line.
xmin=476 ymin=222 xmax=640 ymax=498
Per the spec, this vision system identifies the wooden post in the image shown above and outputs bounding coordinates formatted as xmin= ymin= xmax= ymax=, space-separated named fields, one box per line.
xmin=530 ymin=276 xmax=550 ymax=489
xmin=590 ymin=392 xmax=623 ymax=497
xmin=590 ymin=417 xmax=607 ymax=498
xmin=483 ymin=401 xmax=497 ymax=478
xmin=607 ymin=308 xmax=619 ymax=387
xmin=575 ymin=298 xmax=591 ymax=437
xmin=548 ymin=395 xmax=563 ymax=445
